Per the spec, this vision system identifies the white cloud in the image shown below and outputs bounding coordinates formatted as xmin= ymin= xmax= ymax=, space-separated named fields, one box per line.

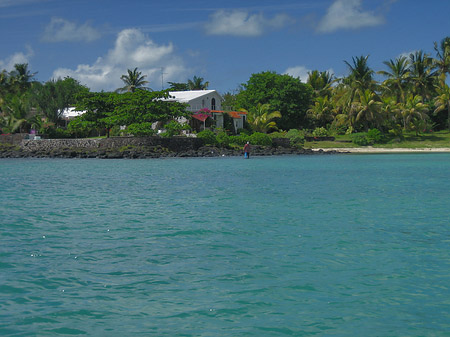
xmin=204 ymin=9 xmax=291 ymax=37
xmin=0 ymin=46 xmax=34 ymax=71
xmin=42 ymin=17 xmax=101 ymax=43
xmin=284 ymin=66 xmax=311 ymax=82
xmin=317 ymin=0 xmax=384 ymax=33
xmin=52 ymin=29 xmax=189 ymax=92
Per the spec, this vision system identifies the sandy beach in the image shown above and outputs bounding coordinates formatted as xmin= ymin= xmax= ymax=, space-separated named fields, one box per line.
xmin=317 ymin=147 xmax=450 ymax=153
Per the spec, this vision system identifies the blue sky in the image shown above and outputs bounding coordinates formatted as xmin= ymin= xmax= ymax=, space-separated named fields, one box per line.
xmin=1 ymin=0 xmax=449 ymax=94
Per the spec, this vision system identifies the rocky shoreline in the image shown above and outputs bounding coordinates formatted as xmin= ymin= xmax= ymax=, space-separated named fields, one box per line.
xmin=0 ymin=143 xmax=338 ymax=159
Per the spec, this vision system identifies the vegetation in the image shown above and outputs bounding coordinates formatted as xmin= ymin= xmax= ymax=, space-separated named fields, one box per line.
xmin=116 ymin=68 xmax=150 ymax=93
xmin=1 ymin=36 xmax=450 ymax=152
xmin=235 ymin=71 xmax=313 ymax=130
xmin=167 ymin=76 xmax=209 ymax=91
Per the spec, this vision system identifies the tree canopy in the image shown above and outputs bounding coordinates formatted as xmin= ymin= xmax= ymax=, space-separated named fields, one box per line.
xmin=116 ymin=68 xmax=150 ymax=93
xmin=71 ymin=90 xmax=189 ymax=136
xmin=235 ymin=71 xmax=313 ymax=130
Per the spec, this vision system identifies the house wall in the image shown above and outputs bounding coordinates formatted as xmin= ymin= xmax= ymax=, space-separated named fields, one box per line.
xmin=186 ymin=92 xmax=222 ymax=112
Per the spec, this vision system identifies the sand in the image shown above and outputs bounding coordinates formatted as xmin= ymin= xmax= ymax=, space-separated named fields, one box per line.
xmin=316 ymin=147 xmax=450 ymax=153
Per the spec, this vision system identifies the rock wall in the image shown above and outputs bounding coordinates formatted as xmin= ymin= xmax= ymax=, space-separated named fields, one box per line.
xmin=20 ymin=136 xmax=204 ymax=153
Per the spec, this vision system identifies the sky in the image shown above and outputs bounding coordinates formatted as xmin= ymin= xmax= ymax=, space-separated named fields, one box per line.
xmin=1 ymin=0 xmax=449 ymax=95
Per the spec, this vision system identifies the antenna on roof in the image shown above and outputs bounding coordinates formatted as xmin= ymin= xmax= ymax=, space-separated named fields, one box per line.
xmin=161 ymin=67 xmax=167 ymax=90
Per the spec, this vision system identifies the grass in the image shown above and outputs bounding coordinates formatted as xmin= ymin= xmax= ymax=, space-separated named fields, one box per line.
xmin=304 ymin=130 xmax=450 ymax=149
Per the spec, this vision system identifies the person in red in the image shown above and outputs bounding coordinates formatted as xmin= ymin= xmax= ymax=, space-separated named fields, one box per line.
xmin=243 ymin=141 xmax=251 ymax=159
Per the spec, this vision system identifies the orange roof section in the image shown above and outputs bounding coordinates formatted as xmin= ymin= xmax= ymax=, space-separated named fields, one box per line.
xmin=210 ymin=110 xmax=247 ymax=119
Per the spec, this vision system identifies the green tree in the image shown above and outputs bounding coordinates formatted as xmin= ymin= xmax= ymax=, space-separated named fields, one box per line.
xmin=235 ymin=71 xmax=313 ymax=130
xmin=106 ymin=90 xmax=189 ymax=132
xmin=336 ymin=55 xmax=377 ymax=124
xmin=0 ymin=70 xmax=10 ymax=102
xmin=116 ymin=68 xmax=150 ymax=93
xmin=243 ymin=103 xmax=281 ymax=133
xmin=9 ymin=63 xmax=37 ymax=93
xmin=434 ymin=83 xmax=450 ymax=131
xmin=378 ymin=56 xmax=410 ymax=104
xmin=344 ymin=55 xmax=375 ymax=93
xmin=33 ymin=77 xmax=89 ymax=124
xmin=187 ymin=76 xmax=209 ymax=90
xmin=307 ymin=95 xmax=334 ymax=127
xmin=409 ymin=50 xmax=437 ymax=101
xmin=433 ymin=37 xmax=450 ymax=86
xmin=221 ymin=91 xmax=238 ymax=111
xmin=0 ymin=114 xmax=25 ymax=134
xmin=73 ymin=92 xmax=116 ymax=137
xmin=0 ymin=91 xmax=35 ymax=133
xmin=398 ymin=95 xmax=429 ymax=131
xmin=349 ymin=89 xmax=383 ymax=131
xmin=167 ymin=82 xmax=188 ymax=91
xmin=307 ymin=70 xmax=334 ymax=97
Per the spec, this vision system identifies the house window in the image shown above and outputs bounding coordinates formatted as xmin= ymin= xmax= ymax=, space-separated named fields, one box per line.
xmin=211 ymin=98 xmax=216 ymax=110
xmin=202 ymin=99 xmax=205 ymax=107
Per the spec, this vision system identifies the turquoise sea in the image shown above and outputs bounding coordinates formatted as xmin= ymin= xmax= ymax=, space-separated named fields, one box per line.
xmin=1 ymin=154 xmax=449 ymax=336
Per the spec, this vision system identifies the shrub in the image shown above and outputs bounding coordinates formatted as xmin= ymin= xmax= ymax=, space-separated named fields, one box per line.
xmin=366 ymin=128 xmax=385 ymax=144
xmin=230 ymin=134 xmax=250 ymax=146
xmin=285 ymin=129 xmax=305 ymax=148
xmin=197 ymin=129 xmax=217 ymax=145
xmin=126 ymin=123 xmax=155 ymax=136
xmin=351 ymin=133 xmax=369 ymax=146
xmin=312 ymin=127 xmax=328 ymax=137
xmin=249 ymin=132 xmax=272 ymax=146
xmin=160 ymin=120 xmax=190 ymax=138
xmin=45 ymin=127 xmax=74 ymax=139
xmin=216 ymin=131 xmax=230 ymax=147
xmin=269 ymin=131 xmax=287 ymax=138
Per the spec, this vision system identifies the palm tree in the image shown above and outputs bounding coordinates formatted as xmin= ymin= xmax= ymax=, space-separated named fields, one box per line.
xmin=397 ymin=95 xmax=429 ymax=131
xmin=343 ymin=55 xmax=375 ymax=94
xmin=9 ymin=63 xmax=37 ymax=92
xmin=378 ymin=56 xmax=410 ymax=104
xmin=434 ymin=83 xmax=450 ymax=131
xmin=187 ymin=76 xmax=209 ymax=90
xmin=433 ymin=37 xmax=450 ymax=86
xmin=409 ymin=50 xmax=437 ymax=101
xmin=1 ymin=93 xmax=31 ymax=133
xmin=167 ymin=82 xmax=188 ymax=91
xmin=307 ymin=96 xmax=334 ymax=127
xmin=116 ymin=68 xmax=149 ymax=93
xmin=0 ymin=114 xmax=26 ymax=134
xmin=307 ymin=70 xmax=334 ymax=97
xmin=244 ymin=103 xmax=281 ymax=133
xmin=349 ymin=89 xmax=383 ymax=131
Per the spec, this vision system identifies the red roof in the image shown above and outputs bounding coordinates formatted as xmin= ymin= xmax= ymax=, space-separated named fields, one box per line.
xmin=210 ymin=110 xmax=247 ymax=119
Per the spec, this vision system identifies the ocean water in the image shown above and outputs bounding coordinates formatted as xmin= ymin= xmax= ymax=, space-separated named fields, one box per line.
xmin=1 ymin=154 xmax=449 ymax=336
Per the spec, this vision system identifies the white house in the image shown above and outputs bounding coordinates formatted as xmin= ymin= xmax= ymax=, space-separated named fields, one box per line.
xmin=167 ymin=90 xmax=223 ymax=112
xmin=166 ymin=90 xmax=247 ymax=132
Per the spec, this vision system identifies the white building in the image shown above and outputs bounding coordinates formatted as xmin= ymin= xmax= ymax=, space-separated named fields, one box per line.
xmin=167 ymin=90 xmax=223 ymax=112
xmin=166 ymin=90 xmax=247 ymax=132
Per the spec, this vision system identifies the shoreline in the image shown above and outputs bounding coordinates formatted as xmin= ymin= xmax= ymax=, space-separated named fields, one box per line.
xmin=315 ymin=147 xmax=450 ymax=153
